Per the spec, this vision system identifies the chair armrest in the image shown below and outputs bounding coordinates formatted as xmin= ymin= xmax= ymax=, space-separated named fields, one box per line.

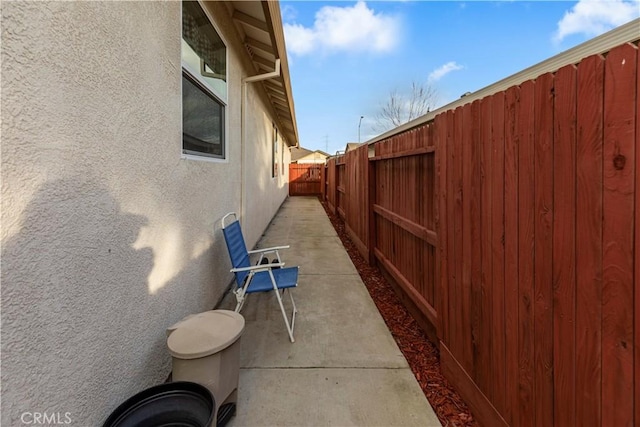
xmin=248 ymin=245 xmax=290 ymax=254
xmin=230 ymin=263 xmax=285 ymax=273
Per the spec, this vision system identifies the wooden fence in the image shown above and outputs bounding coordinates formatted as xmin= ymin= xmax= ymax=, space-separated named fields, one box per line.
xmin=336 ymin=156 xmax=346 ymax=219
xmin=325 ymin=158 xmax=337 ymax=214
xmin=289 ymin=164 xmax=323 ymax=196
xmin=322 ymin=42 xmax=639 ymax=427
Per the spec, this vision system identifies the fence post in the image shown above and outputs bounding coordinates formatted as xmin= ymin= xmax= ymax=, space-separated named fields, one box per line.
xmin=335 ymin=157 xmax=342 ymax=219
xmin=367 ymin=154 xmax=377 ymax=266
xmin=321 ymin=164 xmax=326 ymax=201
xmin=329 ymin=159 xmax=336 ymax=215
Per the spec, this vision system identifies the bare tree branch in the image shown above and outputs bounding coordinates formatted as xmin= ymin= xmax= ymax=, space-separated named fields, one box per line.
xmin=374 ymin=82 xmax=439 ymax=133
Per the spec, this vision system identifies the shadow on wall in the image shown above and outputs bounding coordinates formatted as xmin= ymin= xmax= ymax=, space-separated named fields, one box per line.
xmin=1 ymin=177 xmax=235 ymax=425
xmin=0 ymin=178 xmax=157 ymax=425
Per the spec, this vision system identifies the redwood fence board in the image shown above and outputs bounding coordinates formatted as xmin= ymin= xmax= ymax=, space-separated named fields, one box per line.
xmin=552 ymin=64 xmax=577 ymax=427
xmin=533 ymin=72 xmax=554 ymax=427
xmin=318 ymin=42 xmax=639 ymax=427
xmin=469 ymin=100 xmax=484 ymax=394
xmin=635 ymin=42 xmax=640 ymax=427
xmin=462 ymin=103 xmax=473 ymax=376
xmin=326 ymin=158 xmax=337 ymax=214
xmin=446 ymin=109 xmax=456 ymax=359
xmin=435 ymin=112 xmax=449 ymax=345
xmin=601 ymin=42 xmax=636 ymax=427
xmin=504 ymin=85 xmax=520 ymax=427
xmin=517 ymin=79 xmax=535 ymax=427
xmin=490 ymin=91 xmax=507 ymax=417
xmin=575 ymin=53 xmax=604 ymax=427
xmin=336 ymin=160 xmax=346 ymax=219
xmin=479 ymin=96 xmax=493 ymax=403
xmin=453 ymin=107 xmax=464 ymax=374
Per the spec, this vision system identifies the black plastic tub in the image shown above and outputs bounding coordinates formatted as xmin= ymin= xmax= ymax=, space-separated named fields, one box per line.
xmin=103 ymin=381 xmax=215 ymax=427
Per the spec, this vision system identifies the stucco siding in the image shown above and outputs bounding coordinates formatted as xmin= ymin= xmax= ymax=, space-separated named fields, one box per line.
xmin=242 ymin=86 xmax=290 ymax=248
xmin=1 ymin=1 xmax=289 ymax=425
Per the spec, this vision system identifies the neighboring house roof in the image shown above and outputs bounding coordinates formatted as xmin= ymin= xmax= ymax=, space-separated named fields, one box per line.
xmin=290 ymin=147 xmax=330 ymax=163
xmin=290 ymin=147 xmax=312 ymax=162
xmin=345 ymin=143 xmax=363 ymax=152
xmin=225 ymin=1 xmax=298 ymax=147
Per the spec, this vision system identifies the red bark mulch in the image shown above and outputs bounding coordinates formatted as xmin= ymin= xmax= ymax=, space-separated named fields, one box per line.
xmin=319 ymin=199 xmax=477 ymax=427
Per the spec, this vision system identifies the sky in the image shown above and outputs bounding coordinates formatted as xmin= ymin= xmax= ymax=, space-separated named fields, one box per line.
xmin=280 ymin=0 xmax=640 ymax=154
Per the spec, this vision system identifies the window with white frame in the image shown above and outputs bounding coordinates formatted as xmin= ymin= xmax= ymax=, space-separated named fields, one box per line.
xmin=181 ymin=1 xmax=227 ymax=159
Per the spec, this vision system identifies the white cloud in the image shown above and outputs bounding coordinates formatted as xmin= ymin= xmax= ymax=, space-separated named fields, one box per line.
xmin=428 ymin=62 xmax=464 ymax=83
xmin=554 ymin=0 xmax=640 ymax=43
xmin=284 ymin=24 xmax=317 ymax=56
xmin=281 ymin=4 xmax=298 ymax=23
xmin=283 ymin=1 xmax=401 ymax=56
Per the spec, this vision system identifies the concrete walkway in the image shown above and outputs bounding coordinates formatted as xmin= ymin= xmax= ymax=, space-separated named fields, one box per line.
xmin=221 ymin=196 xmax=441 ymax=427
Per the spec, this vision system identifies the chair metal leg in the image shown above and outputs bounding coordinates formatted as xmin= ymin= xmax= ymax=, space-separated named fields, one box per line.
xmin=288 ymin=289 xmax=297 ymax=333
xmin=234 ymin=288 xmax=247 ymax=312
xmin=268 ymin=270 xmax=296 ymax=342
xmin=273 ymin=288 xmax=295 ymax=343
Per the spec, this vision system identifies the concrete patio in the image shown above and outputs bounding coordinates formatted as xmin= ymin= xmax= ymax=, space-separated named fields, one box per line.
xmin=220 ymin=196 xmax=441 ymax=427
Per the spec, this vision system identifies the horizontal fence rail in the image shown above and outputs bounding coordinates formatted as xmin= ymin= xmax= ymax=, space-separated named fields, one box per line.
xmin=321 ymin=41 xmax=639 ymax=427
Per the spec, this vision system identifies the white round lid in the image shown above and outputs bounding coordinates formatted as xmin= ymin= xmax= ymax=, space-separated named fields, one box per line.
xmin=167 ymin=310 xmax=245 ymax=359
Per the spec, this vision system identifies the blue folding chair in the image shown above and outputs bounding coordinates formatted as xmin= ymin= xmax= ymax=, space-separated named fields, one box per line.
xmin=221 ymin=212 xmax=298 ymax=342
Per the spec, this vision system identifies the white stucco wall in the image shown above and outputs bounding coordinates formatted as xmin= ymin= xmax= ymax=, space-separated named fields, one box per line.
xmin=1 ymin=1 xmax=290 ymax=425
xmin=242 ymin=85 xmax=291 ymax=248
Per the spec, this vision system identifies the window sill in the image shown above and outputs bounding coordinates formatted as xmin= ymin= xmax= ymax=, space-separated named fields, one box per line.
xmin=181 ymin=153 xmax=229 ymax=164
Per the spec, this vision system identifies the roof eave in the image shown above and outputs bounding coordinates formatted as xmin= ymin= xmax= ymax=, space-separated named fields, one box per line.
xmin=262 ymin=0 xmax=299 ymax=147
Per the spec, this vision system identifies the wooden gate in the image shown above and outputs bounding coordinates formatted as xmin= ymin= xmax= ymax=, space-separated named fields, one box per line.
xmin=289 ymin=164 xmax=323 ymax=196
